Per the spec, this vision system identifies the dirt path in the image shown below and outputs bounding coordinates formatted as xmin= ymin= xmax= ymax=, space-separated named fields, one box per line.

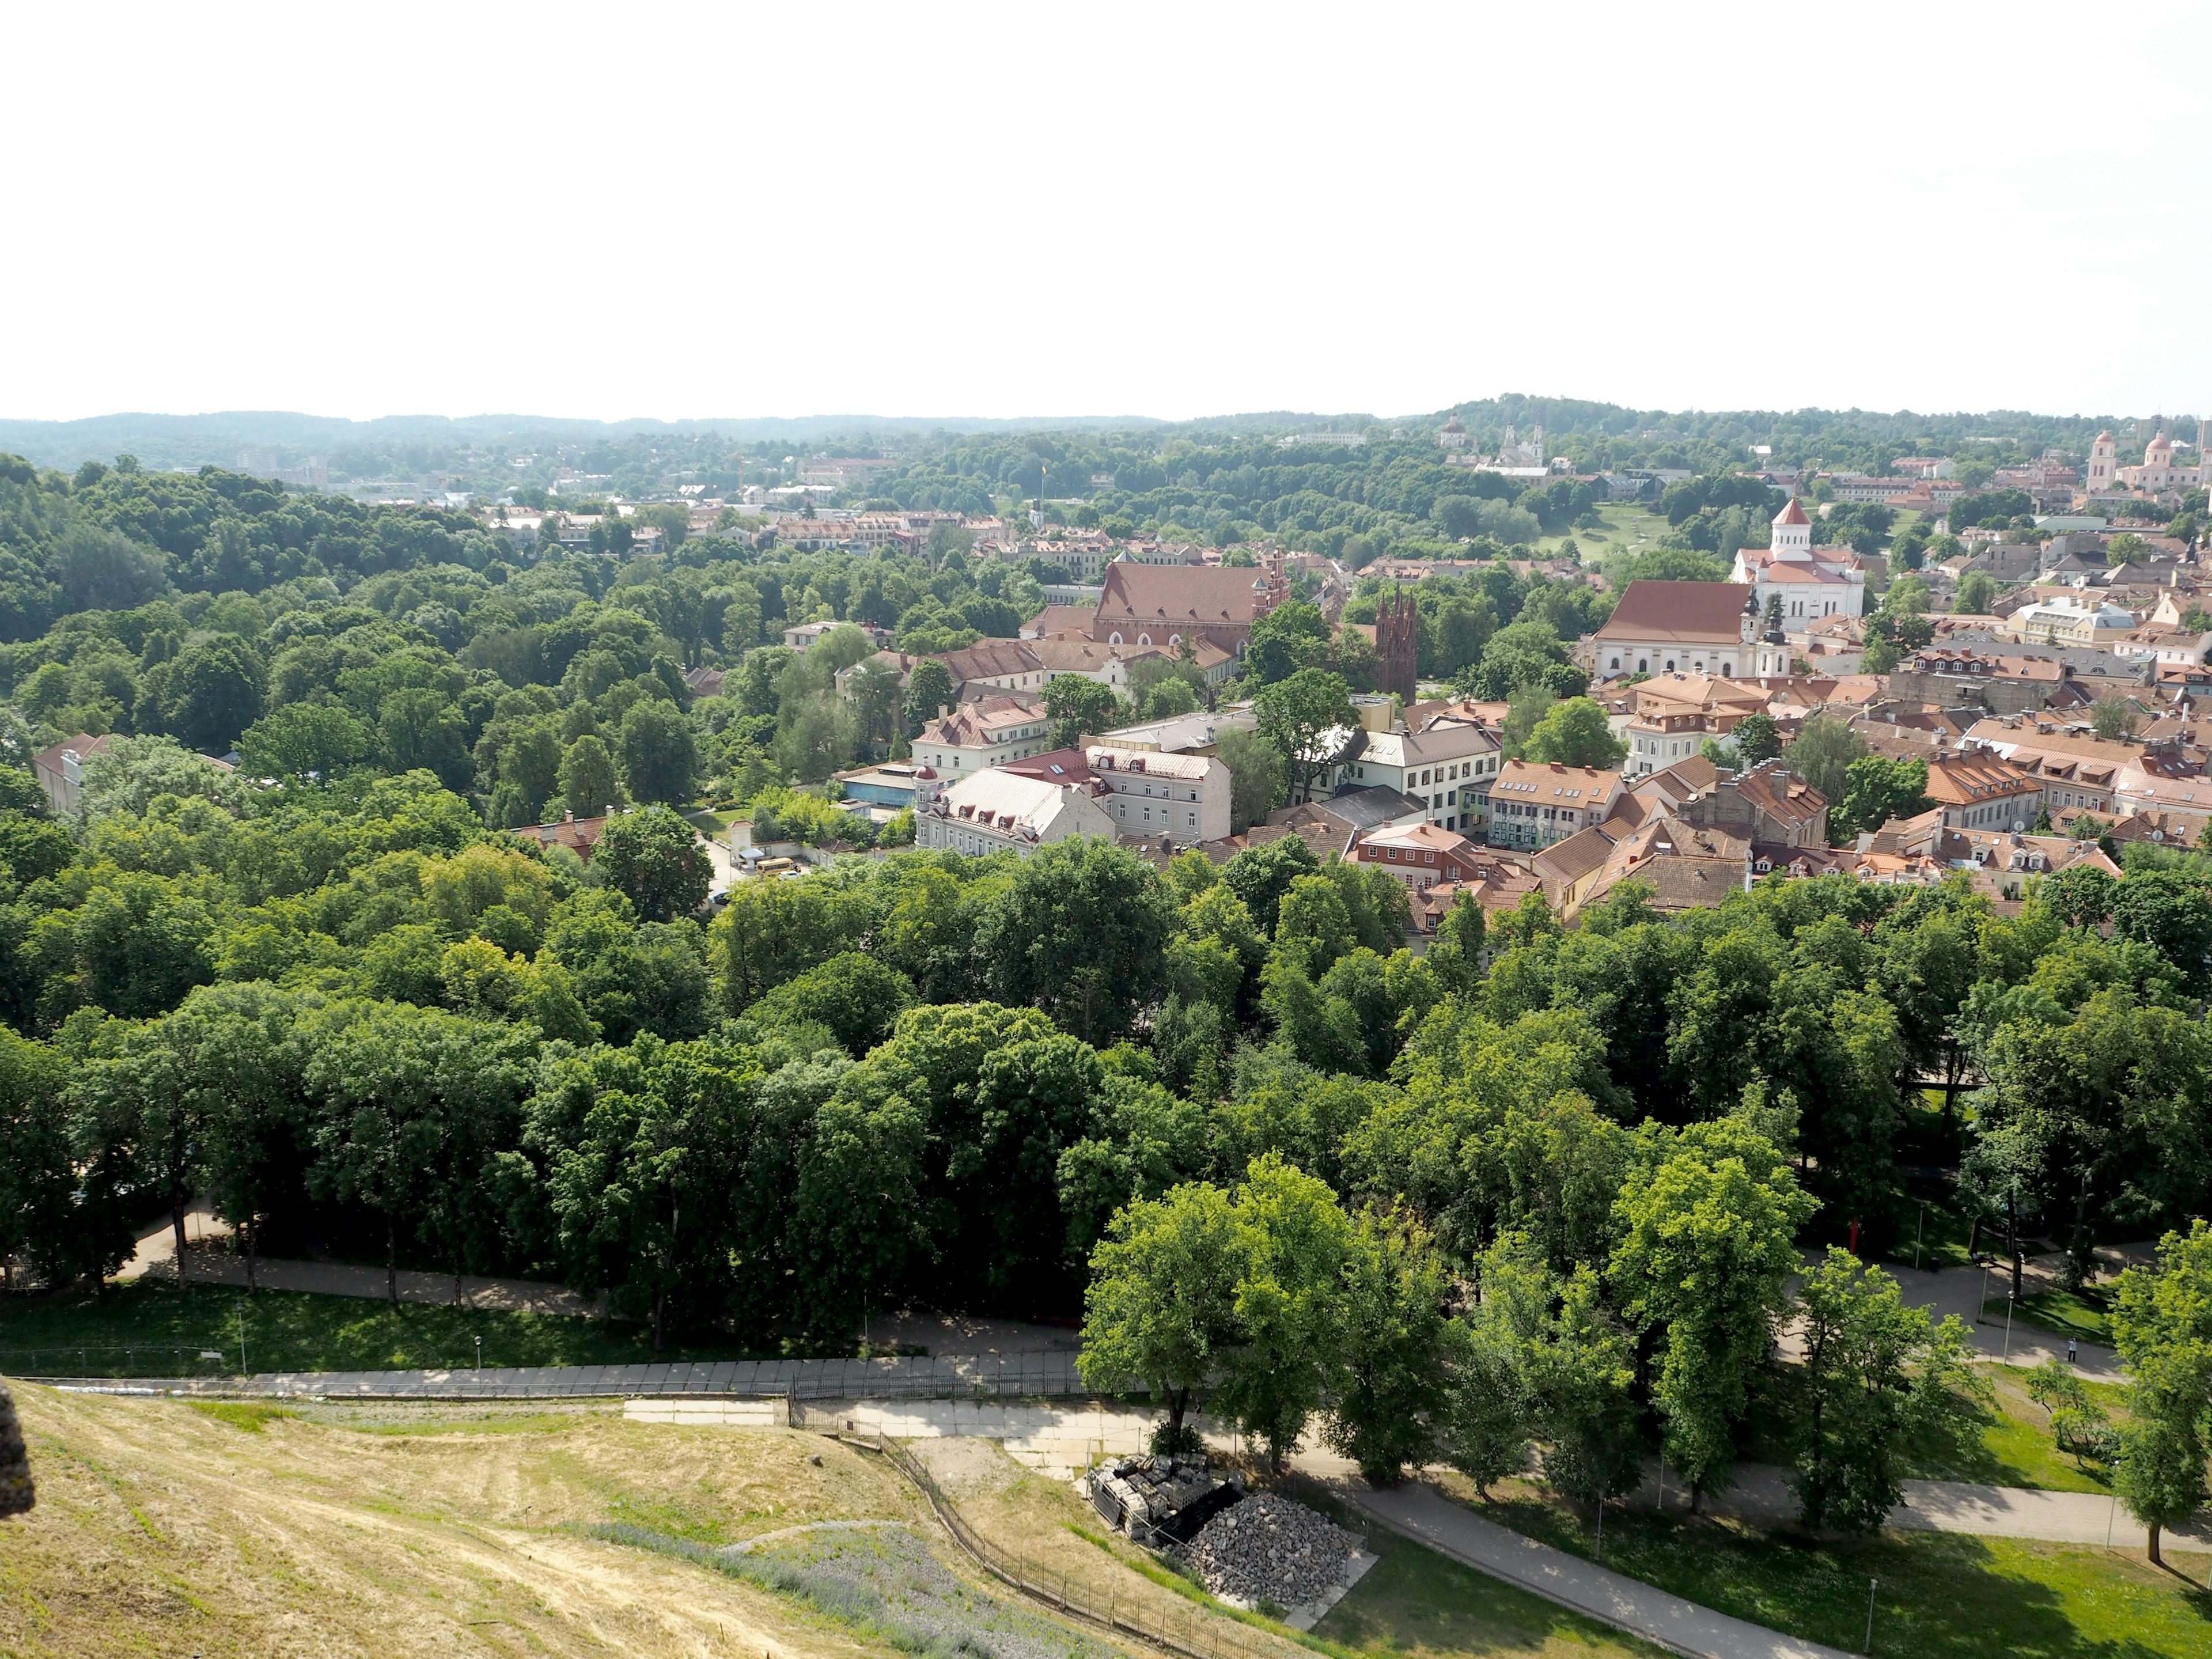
xmin=115 ymin=1206 xmax=597 ymax=1314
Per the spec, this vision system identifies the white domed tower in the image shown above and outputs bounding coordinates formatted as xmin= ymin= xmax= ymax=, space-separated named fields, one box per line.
xmin=1770 ymin=495 xmax=1812 ymax=560
xmin=2088 ymin=430 xmax=2118 ymax=490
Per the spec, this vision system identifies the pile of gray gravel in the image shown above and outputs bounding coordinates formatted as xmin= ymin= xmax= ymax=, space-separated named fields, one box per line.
xmin=1184 ymin=1492 xmax=1359 ymax=1610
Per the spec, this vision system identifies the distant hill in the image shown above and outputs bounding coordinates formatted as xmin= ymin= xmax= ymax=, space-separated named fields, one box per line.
xmin=0 ymin=410 xmax=1190 ymax=474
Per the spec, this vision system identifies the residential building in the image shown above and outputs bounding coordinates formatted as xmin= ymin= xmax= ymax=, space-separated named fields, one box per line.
xmin=1262 ymin=786 xmax=1430 ymax=855
xmin=1094 ymin=707 xmax=1259 ymax=756
xmin=912 ymin=696 xmax=1051 ymax=776
xmin=1559 ymin=815 xmax=1756 ymax=918
xmin=1621 ymin=674 xmax=1768 ymax=778
xmin=1589 ymin=580 xmax=1757 ymax=679
xmin=1025 ymin=535 xmax=1120 ymax=582
xmin=2113 ymin=750 xmax=2212 ymax=817
xmin=999 ymin=745 xmax=1229 ymax=846
xmin=1676 ymin=759 xmax=1831 ymax=849
xmin=1887 ymin=648 xmax=2073 ymax=717
xmin=1330 ymin=710 xmax=1501 ymax=834
xmin=1350 ymin=821 xmax=1494 ymax=898
xmin=1485 ymin=760 xmax=1626 ymax=851
xmin=1410 ymin=856 xmax=1546 ymax=932
xmin=1856 ymin=809 xmax=2121 ymax=899
xmin=783 ymin=619 xmax=896 ymax=654
xmin=2006 ymin=597 xmax=2139 ymax=647
xmin=916 ymin=767 xmax=1116 ymax=857
xmin=31 ymin=732 xmax=117 ymax=816
xmin=936 ymin=639 xmax=1050 ymax=696
xmin=1960 ymin=718 xmax=2143 ymax=815
xmin=1022 ymin=605 xmax=1099 ymax=638
xmin=512 ymin=810 xmax=612 ymax=861
xmin=1921 ymin=750 xmax=2044 ymax=831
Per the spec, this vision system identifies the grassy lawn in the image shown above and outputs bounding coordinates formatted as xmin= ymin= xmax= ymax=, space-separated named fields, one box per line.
xmin=1533 ymin=506 xmax=1664 ymax=562
xmin=1876 ymin=1194 xmax=1980 ymax=1274
xmin=683 ymin=805 xmax=733 ymax=834
xmin=0 ymin=1280 xmax=796 ymax=1378
xmin=1315 ymin=1532 xmax=1664 ymax=1658
xmin=1904 ymin=1366 xmax=2129 ymax=1495
xmin=1988 ymin=1287 xmax=2116 ymax=1347
xmin=1446 ymin=1481 xmax=2212 ymax=1658
xmin=1743 ymin=1358 xmax=2124 ymax=1495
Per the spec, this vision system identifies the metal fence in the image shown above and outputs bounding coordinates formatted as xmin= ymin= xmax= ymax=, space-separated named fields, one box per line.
xmin=843 ymin=1419 xmax=1298 ymax=1659
xmin=1 ymin=1347 xmax=1094 ymax=1396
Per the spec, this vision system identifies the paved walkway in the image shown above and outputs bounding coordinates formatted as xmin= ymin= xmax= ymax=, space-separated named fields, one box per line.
xmin=114 ymin=1209 xmax=596 ymax=1315
xmin=1884 ymin=1256 xmax=2123 ymax=1382
xmin=1622 ymin=1460 xmax=2211 ymax=1551
xmin=1340 ymin=1479 xmax=1856 ymax=1659
xmin=1775 ymin=1252 xmax=2124 ymax=1384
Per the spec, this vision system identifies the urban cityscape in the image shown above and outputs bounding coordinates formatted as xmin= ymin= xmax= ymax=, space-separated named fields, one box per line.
xmin=3 ymin=5 xmax=2211 ymax=1658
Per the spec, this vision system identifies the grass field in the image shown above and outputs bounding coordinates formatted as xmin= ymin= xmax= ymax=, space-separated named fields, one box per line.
xmin=1313 ymin=1535 xmax=1663 ymax=1659
xmin=1873 ymin=1188 xmax=1979 ymax=1275
xmin=1736 ymin=1358 xmax=2122 ymax=1497
xmin=1532 ymin=506 xmax=1664 ymax=562
xmin=1936 ymin=1367 xmax=2130 ymax=1495
xmin=1 ymin=1383 xmax=932 ymax=1657
xmin=1989 ymin=1286 xmax=2118 ymax=1347
xmin=0 ymin=1279 xmax=794 ymax=1378
xmin=1444 ymin=1478 xmax=2211 ymax=1658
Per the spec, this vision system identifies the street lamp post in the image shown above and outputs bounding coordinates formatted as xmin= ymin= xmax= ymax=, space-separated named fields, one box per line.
xmin=1915 ymin=1201 xmax=1927 ymax=1272
xmin=2003 ymin=1293 xmax=2016 ymax=1362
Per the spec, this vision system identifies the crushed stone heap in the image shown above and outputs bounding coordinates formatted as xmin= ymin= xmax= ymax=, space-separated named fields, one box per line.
xmin=1184 ymin=1491 xmax=1360 ymax=1610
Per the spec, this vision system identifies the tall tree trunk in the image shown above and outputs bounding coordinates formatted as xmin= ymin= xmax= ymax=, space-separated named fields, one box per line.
xmin=2148 ymin=1520 xmax=2162 ymax=1567
xmin=653 ymin=1196 xmax=679 ymax=1355
xmin=1164 ymin=1384 xmax=1188 ymax=1449
xmin=386 ymin=1217 xmax=398 ymax=1306
xmin=172 ymin=1196 xmax=190 ymax=1290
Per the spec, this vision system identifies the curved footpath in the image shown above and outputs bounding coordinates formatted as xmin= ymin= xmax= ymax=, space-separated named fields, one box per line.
xmin=1337 ymin=1479 xmax=1857 ymax=1659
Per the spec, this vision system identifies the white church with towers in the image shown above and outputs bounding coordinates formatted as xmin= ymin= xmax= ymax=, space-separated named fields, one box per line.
xmin=1728 ymin=497 xmax=1869 ymax=623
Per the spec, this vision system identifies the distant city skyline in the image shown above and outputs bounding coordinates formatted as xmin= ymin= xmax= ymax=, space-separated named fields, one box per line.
xmin=6 ymin=2 xmax=2209 ymax=424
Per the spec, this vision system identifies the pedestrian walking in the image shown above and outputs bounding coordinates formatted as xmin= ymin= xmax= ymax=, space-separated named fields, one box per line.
xmin=2067 ymin=1338 xmax=2078 ymax=1365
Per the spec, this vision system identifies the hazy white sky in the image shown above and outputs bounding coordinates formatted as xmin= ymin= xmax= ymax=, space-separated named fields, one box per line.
xmin=7 ymin=1 xmax=2209 ymax=426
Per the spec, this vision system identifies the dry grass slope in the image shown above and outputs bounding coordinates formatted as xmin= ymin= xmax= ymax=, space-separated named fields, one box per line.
xmin=0 ymin=1384 xmax=931 ymax=1658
